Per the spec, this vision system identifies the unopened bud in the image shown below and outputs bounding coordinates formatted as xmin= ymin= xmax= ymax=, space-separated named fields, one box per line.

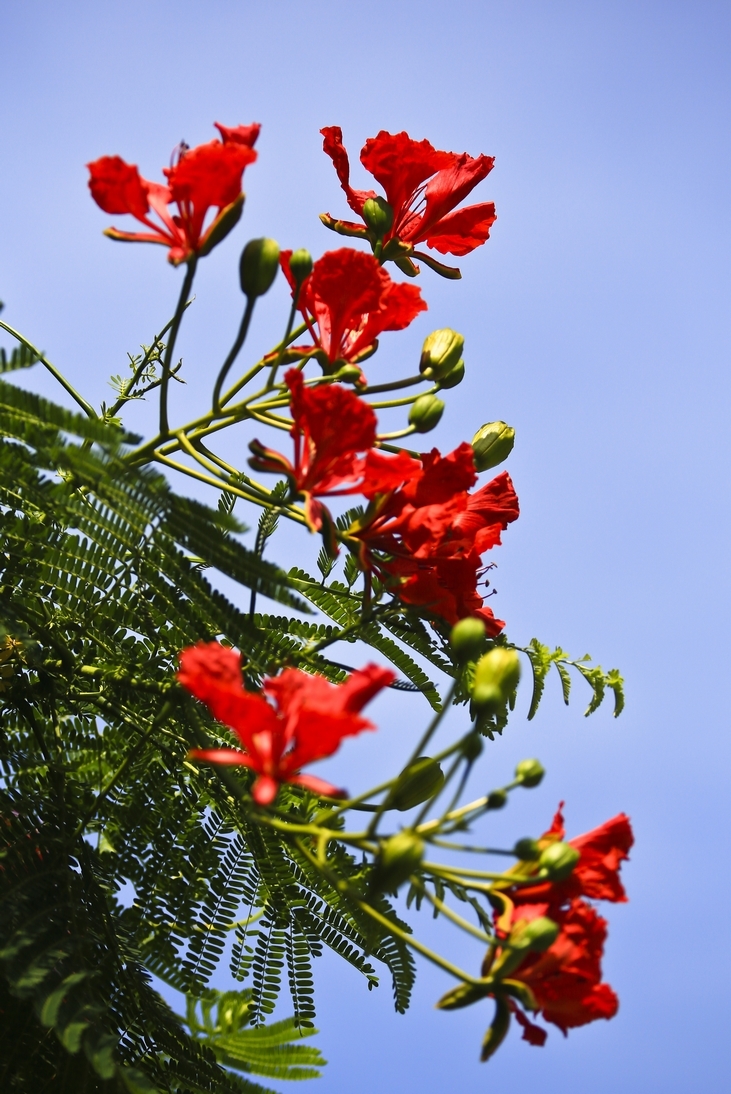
xmin=362 ymin=196 xmax=394 ymax=238
xmin=391 ymin=757 xmax=445 ymax=812
xmin=515 ymin=758 xmax=544 ymax=788
xmin=419 ymin=329 xmax=465 ymax=379
xmin=486 ymin=789 xmax=507 ymax=810
xmin=512 ymin=916 xmax=560 ymax=954
xmin=472 ymin=648 xmax=521 ymax=712
xmin=539 ymin=841 xmax=580 ymax=881
xmin=288 ymin=248 xmax=313 ymax=285
xmin=461 ymin=733 xmax=484 ymax=763
xmin=437 ymin=358 xmax=465 ymax=389
xmin=450 ymin=617 xmax=486 ymax=662
xmin=370 ymin=831 xmax=424 ymax=894
xmin=472 ymin=421 xmax=515 ymax=472
xmin=334 ymin=364 xmax=362 ymax=383
xmin=409 ymin=394 xmax=445 ymax=433
xmin=240 ymin=238 xmax=280 ymax=298
xmin=513 ymin=837 xmax=541 ymax=861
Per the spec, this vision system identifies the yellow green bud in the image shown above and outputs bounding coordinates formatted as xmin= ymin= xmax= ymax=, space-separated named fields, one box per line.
xmin=437 ymin=358 xmax=465 ymax=389
xmin=472 ymin=421 xmax=515 ymax=472
xmin=419 ymin=328 xmax=465 ymax=379
xmin=408 ymin=394 xmax=445 ymax=433
xmin=369 ymin=830 xmax=424 ymax=894
xmin=486 ymin=789 xmax=507 ymax=810
xmin=450 ymin=617 xmax=486 ymax=662
xmin=239 ymin=237 xmax=280 ymax=298
xmin=288 ymin=248 xmax=313 ymax=285
xmin=513 ymin=837 xmax=541 ymax=861
xmin=390 ymin=757 xmax=445 ymax=811
xmin=334 ymin=364 xmax=362 ymax=383
xmin=515 ymin=758 xmax=545 ymax=788
xmin=472 ymin=648 xmax=521 ymax=712
xmin=362 ymin=196 xmax=394 ymax=237
xmin=539 ymin=841 xmax=580 ymax=881
xmin=511 ymin=916 xmax=560 ymax=954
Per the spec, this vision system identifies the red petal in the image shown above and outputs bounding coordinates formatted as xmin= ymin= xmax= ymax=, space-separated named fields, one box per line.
xmin=87 ymin=156 xmax=151 ymax=219
xmin=188 ymin=747 xmax=254 ymax=767
xmin=252 ymin=775 xmax=279 ymax=805
xmin=359 ymin=130 xmax=454 ymax=221
xmin=424 ymin=202 xmax=497 ymax=256
xmin=214 ymin=121 xmax=261 ymax=147
xmin=321 ymin=126 xmax=375 ymax=216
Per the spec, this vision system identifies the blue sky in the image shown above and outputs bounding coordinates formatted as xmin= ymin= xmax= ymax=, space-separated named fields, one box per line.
xmin=2 ymin=1 xmax=730 ymax=1090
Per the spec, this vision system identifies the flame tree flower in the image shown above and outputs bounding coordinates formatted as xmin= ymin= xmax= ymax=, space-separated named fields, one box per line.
xmin=87 ymin=122 xmax=259 ymax=265
xmin=249 ymin=369 xmax=380 ymax=537
xmin=178 ymin=641 xmax=395 ymax=805
xmin=280 ymin=247 xmax=426 ymax=376
xmin=320 ymin=127 xmax=496 ymax=276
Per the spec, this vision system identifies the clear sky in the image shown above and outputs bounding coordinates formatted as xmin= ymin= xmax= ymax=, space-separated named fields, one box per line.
xmin=2 ymin=1 xmax=730 ymax=1091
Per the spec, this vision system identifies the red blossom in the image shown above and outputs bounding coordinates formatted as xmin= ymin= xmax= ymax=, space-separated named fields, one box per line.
xmin=249 ymin=369 xmax=378 ymax=534
xmin=87 ymin=122 xmax=258 ymax=265
xmin=178 ymin=642 xmax=394 ymax=805
xmin=321 ymin=127 xmax=496 ymax=260
xmin=489 ymin=806 xmax=632 ymax=1046
xmin=280 ymin=247 xmax=426 ymax=373
xmin=505 ymin=899 xmax=619 ymax=1042
xmin=350 ymin=443 xmax=519 ymax=629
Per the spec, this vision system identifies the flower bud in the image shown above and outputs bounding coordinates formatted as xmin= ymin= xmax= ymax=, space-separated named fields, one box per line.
xmin=419 ymin=329 xmax=465 ymax=379
xmin=450 ymin=617 xmax=486 ymax=662
xmin=288 ymin=248 xmax=313 ymax=286
xmin=539 ymin=841 xmax=580 ymax=881
xmin=512 ymin=915 xmax=560 ymax=954
xmin=437 ymin=358 xmax=465 ymax=389
xmin=409 ymin=394 xmax=445 ymax=433
xmin=513 ymin=837 xmax=541 ymax=861
xmin=485 ymin=789 xmax=507 ymax=810
xmin=515 ymin=758 xmax=544 ymax=788
xmin=390 ymin=757 xmax=445 ymax=812
xmin=239 ymin=237 xmax=280 ymax=298
xmin=334 ymin=364 xmax=363 ymax=384
xmin=362 ymin=196 xmax=394 ymax=238
xmin=369 ymin=831 xmax=424 ymax=894
xmin=472 ymin=648 xmax=521 ymax=712
xmin=472 ymin=421 xmax=515 ymax=472
xmin=461 ymin=733 xmax=484 ymax=763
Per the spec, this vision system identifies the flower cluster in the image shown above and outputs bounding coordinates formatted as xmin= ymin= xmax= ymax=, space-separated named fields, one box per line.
xmin=488 ymin=807 xmax=634 ymax=1049
xmin=251 ymin=371 xmax=519 ymax=631
xmin=179 ymin=641 xmax=394 ymax=804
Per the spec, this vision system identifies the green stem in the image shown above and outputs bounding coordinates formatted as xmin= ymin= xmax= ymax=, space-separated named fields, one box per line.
xmin=366 ymin=681 xmax=456 ymax=838
xmin=0 ymin=319 xmax=97 ymax=419
xmin=212 ymin=296 xmax=256 ymax=414
xmin=416 ymin=881 xmax=493 ymax=942
xmin=160 ymin=258 xmax=197 ymax=436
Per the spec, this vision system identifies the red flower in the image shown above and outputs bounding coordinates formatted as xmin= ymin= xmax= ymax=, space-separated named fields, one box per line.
xmin=349 ymin=443 xmax=519 ymax=629
xmin=504 ymin=899 xmax=619 ymax=1044
xmin=488 ymin=806 xmax=633 ymax=1046
xmin=511 ymin=805 xmax=635 ymax=909
xmin=280 ymin=248 xmax=426 ymax=374
xmin=249 ymin=368 xmax=378 ymax=535
xmin=321 ymin=127 xmax=496 ymax=264
xmin=178 ymin=641 xmax=394 ymax=805
xmin=87 ymin=122 xmax=258 ymax=265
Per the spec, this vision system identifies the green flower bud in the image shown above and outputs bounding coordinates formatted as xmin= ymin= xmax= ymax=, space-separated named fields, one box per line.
xmin=369 ymin=830 xmax=424 ymax=894
xmin=419 ymin=328 xmax=465 ymax=379
xmin=288 ymin=248 xmax=313 ymax=285
xmin=409 ymin=394 xmax=445 ymax=433
xmin=239 ymin=238 xmax=280 ymax=298
xmin=390 ymin=757 xmax=445 ymax=812
xmin=539 ymin=841 xmax=580 ymax=881
xmin=486 ymin=789 xmax=507 ymax=810
xmin=362 ymin=196 xmax=394 ymax=237
xmin=472 ymin=648 xmax=521 ymax=712
xmin=513 ymin=837 xmax=541 ymax=861
xmin=461 ymin=733 xmax=484 ymax=763
xmin=334 ymin=364 xmax=362 ymax=383
xmin=512 ymin=915 xmax=560 ymax=954
xmin=450 ymin=617 xmax=486 ymax=662
xmin=437 ymin=358 xmax=465 ymax=389
xmin=472 ymin=421 xmax=515 ymax=472
xmin=515 ymin=758 xmax=545 ymax=788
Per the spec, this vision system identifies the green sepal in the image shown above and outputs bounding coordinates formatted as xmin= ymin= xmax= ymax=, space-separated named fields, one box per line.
xmin=198 ymin=193 xmax=245 ymax=258
xmin=480 ymin=995 xmax=511 ymax=1062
